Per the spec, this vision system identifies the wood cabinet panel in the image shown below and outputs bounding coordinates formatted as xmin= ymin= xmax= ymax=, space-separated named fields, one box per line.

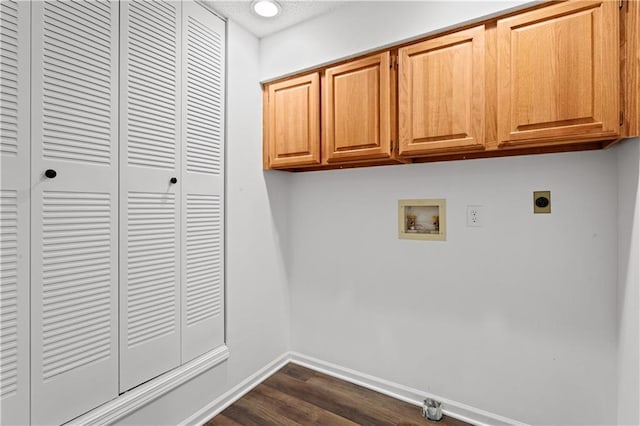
xmin=323 ymin=52 xmax=391 ymax=162
xmin=497 ymin=1 xmax=619 ymax=146
xmin=398 ymin=25 xmax=485 ymax=156
xmin=262 ymin=0 xmax=636 ymax=172
xmin=267 ymin=73 xmax=320 ymax=168
xmin=622 ymin=0 xmax=640 ymax=137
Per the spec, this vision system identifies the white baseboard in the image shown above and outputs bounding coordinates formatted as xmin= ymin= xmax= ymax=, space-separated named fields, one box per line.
xmin=181 ymin=352 xmax=290 ymax=425
xmin=289 ymin=352 xmax=527 ymax=426
xmin=182 ymin=350 xmax=526 ymax=426
xmin=70 ymin=345 xmax=230 ymax=426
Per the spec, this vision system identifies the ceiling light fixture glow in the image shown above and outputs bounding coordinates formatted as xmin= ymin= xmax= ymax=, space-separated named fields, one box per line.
xmin=252 ymin=0 xmax=281 ymax=18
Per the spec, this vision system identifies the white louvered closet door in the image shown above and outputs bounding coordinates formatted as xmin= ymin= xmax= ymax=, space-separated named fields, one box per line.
xmin=0 ymin=1 xmax=30 ymax=424
xmin=181 ymin=2 xmax=225 ymax=363
xmin=120 ymin=0 xmax=182 ymax=392
xmin=30 ymin=1 xmax=119 ymax=424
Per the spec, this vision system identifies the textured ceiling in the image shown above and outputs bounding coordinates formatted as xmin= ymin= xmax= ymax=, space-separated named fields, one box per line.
xmin=205 ymin=1 xmax=349 ymax=38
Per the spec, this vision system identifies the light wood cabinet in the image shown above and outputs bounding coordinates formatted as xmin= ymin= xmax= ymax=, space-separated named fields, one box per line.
xmin=262 ymin=0 xmax=638 ymax=172
xmin=265 ymin=73 xmax=320 ymax=169
xmin=398 ymin=25 xmax=485 ymax=156
xmin=323 ymin=52 xmax=392 ymax=162
xmin=622 ymin=0 xmax=640 ymax=138
xmin=497 ymin=1 xmax=620 ymax=147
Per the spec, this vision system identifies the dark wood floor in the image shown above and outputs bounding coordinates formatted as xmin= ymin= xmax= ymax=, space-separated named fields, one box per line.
xmin=205 ymin=363 xmax=470 ymax=426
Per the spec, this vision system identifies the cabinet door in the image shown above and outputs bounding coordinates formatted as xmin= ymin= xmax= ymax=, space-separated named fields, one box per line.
xmin=324 ymin=52 xmax=391 ymax=162
xmin=30 ymin=1 xmax=119 ymax=424
xmin=398 ymin=25 xmax=485 ymax=156
xmin=266 ymin=73 xmax=320 ymax=168
xmin=0 ymin=1 xmax=30 ymax=424
xmin=497 ymin=1 xmax=619 ymax=146
xmin=119 ymin=0 xmax=181 ymax=392
xmin=181 ymin=1 xmax=225 ymax=363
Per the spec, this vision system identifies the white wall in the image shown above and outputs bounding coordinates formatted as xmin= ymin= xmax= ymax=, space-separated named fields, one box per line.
xmin=285 ymin=152 xmax=618 ymax=425
xmin=118 ymin=20 xmax=291 ymax=425
xmin=117 ymin=2 xmax=639 ymax=424
xmin=261 ymin=2 xmax=623 ymax=425
xmin=617 ymin=138 xmax=640 ymax=425
xmin=260 ymin=0 xmax=529 ymax=80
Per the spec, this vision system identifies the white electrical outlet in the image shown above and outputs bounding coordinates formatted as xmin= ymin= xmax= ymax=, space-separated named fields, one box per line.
xmin=467 ymin=205 xmax=483 ymax=227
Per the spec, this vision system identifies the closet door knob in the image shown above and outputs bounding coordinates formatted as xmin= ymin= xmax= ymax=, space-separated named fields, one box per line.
xmin=44 ymin=169 xmax=57 ymax=179
xmin=170 ymin=177 xmax=177 ymax=184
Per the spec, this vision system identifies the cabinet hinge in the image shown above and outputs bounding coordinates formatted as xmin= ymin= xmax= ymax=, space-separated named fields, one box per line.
xmin=620 ymin=0 xmax=623 ymax=9
xmin=390 ymin=140 xmax=394 ymax=151
xmin=620 ymin=111 xmax=624 ymax=127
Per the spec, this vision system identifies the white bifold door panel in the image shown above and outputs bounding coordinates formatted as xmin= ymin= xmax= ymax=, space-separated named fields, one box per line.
xmin=119 ymin=0 xmax=182 ymax=392
xmin=1 ymin=0 xmax=225 ymax=421
xmin=30 ymin=1 xmax=119 ymax=424
xmin=181 ymin=1 xmax=226 ymax=363
xmin=0 ymin=1 xmax=30 ymax=424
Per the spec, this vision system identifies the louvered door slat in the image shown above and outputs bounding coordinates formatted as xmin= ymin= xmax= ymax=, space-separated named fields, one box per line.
xmin=119 ymin=0 xmax=181 ymax=393
xmin=181 ymin=2 xmax=225 ymax=363
xmin=0 ymin=1 xmax=29 ymax=424
xmin=126 ymin=193 xmax=177 ymax=348
xmin=31 ymin=1 xmax=118 ymax=424
xmin=41 ymin=0 xmax=114 ymax=169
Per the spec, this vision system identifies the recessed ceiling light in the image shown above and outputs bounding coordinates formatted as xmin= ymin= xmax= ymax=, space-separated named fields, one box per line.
xmin=252 ymin=0 xmax=281 ymax=18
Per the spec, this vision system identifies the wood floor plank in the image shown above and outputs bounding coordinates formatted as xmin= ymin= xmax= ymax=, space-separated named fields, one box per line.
xmin=232 ymin=392 xmax=302 ymax=426
xmin=302 ymin=369 xmax=468 ymax=426
xmin=307 ymin=373 xmax=418 ymax=416
xmin=214 ymin=403 xmax=266 ymax=425
xmin=216 ymin=399 xmax=292 ymax=426
xmin=206 ymin=363 xmax=472 ymax=426
xmin=303 ymin=375 xmax=423 ymax=425
xmin=204 ymin=414 xmax=244 ymax=426
xmin=280 ymin=362 xmax=316 ymax=382
xmin=249 ymin=383 xmax=358 ymax=426
xmin=302 ymin=374 xmax=431 ymax=425
xmin=263 ymin=369 xmax=398 ymax=426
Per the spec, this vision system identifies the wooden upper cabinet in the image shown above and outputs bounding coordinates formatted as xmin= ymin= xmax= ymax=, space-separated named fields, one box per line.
xmin=265 ymin=73 xmax=320 ymax=169
xmin=497 ymin=1 xmax=620 ymax=147
xmin=323 ymin=52 xmax=392 ymax=162
xmin=262 ymin=0 xmax=635 ymax=171
xmin=398 ymin=25 xmax=485 ymax=156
